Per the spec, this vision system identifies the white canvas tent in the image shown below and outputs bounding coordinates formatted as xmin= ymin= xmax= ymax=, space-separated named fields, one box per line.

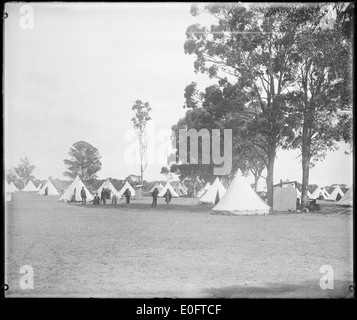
xmin=336 ymin=187 xmax=352 ymax=207
xmin=212 ymin=169 xmax=270 ymax=215
xmin=22 ymin=180 xmax=38 ymax=192
xmin=294 ymin=188 xmax=312 ymax=199
xmin=158 ymin=182 xmax=179 ymax=197
xmin=38 ymin=179 xmax=60 ymax=196
xmin=310 ymin=186 xmax=329 ymax=200
xmin=8 ymin=181 xmax=19 ymax=193
xmin=150 ymin=183 xmax=164 ymax=193
xmin=199 ymin=178 xmax=226 ymax=205
xmin=5 ymin=183 xmax=12 ymax=201
xmin=118 ymin=181 xmax=136 ymax=198
xmin=273 ymin=187 xmax=297 ymax=211
xmin=295 ymin=188 xmax=312 ymax=199
xmin=97 ymin=178 xmax=120 ymax=199
xmin=196 ymin=182 xmax=211 ymax=198
xmin=59 ymin=176 xmax=94 ymax=202
xmin=177 ymin=182 xmax=188 ymax=195
xmin=5 ymin=182 xmax=12 ymax=201
xmin=327 ymin=185 xmax=345 ymax=201
xmin=173 ymin=183 xmax=186 ymax=197
xmin=297 ymin=190 xmax=312 ymax=198
xmin=278 ymin=182 xmax=302 ymax=199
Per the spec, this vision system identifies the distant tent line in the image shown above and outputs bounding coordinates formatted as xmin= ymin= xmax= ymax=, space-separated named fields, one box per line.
xmin=6 ymin=175 xmax=352 ymax=210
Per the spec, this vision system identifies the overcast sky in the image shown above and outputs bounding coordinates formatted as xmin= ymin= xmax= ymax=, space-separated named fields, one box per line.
xmin=4 ymin=2 xmax=353 ymax=188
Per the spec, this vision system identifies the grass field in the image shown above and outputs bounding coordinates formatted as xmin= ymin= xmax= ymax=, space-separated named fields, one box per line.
xmin=5 ymin=192 xmax=353 ymax=298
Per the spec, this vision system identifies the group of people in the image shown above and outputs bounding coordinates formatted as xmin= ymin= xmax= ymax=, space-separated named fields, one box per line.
xmin=151 ymin=188 xmax=172 ymax=208
xmin=91 ymin=187 xmax=112 ymax=205
xmin=92 ymin=187 xmax=131 ymax=205
xmin=80 ymin=185 xmax=173 ymax=208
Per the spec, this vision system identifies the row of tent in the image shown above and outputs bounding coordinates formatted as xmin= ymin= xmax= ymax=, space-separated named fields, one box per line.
xmin=5 ymin=174 xmax=352 ymax=210
xmin=149 ymin=182 xmax=189 ymax=197
xmin=4 ymin=177 xmax=187 ymax=202
xmin=59 ymin=177 xmax=138 ymax=202
xmin=195 ymin=170 xmax=271 ymax=215
xmin=194 ymin=170 xmax=353 ymax=214
xmin=59 ymin=177 xmax=189 ymax=202
xmin=4 ymin=177 xmax=136 ymax=202
xmin=32 ymin=176 xmax=185 ymax=202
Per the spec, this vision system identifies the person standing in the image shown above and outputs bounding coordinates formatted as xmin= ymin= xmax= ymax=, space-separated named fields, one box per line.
xmin=151 ymin=188 xmax=158 ymax=208
xmin=80 ymin=186 xmax=87 ymax=205
xmin=112 ymin=194 xmax=118 ymax=205
xmin=101 ymin=188 xmax=106 ymax=205
xmin=165 ymin=188 xmax=172 ymax=205
xmin=124 ymin=188 xmax=131 ymax=204
xmin=93 ymin=192 xmax=100 ymax=205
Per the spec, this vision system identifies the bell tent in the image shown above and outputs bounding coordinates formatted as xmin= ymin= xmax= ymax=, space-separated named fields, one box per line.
xmin=199 ymin=178 xmax=226 ymax=205
xmin=38 ymin=179 xmax=60 ymax=196
xmin=310 ymin=186 xmax=330 ymax=200
xmin=327 ymin=185 xmax=345 ymax=201
xmin=336 ymin=187 xmax=352 ymax=207
xmin=118 ymin=181 xmax=136 ymax=198
xmin=212 ymin=169 xmax=270 ymax=215
xmin=176 ymin=182 xmax=188 ymax=196
xmin=97 ymin=178 xmax=121 ymax=199
xmin=158 ymin=182 xmax=179 ymax=198
xmin=150 ymin=183 xmax=164 ymax=193
xmin=59 ymin=176 xmax=94 ymax=202
xmin=196 ymin=182 xmax=211 ymax=198
xmin=8 ymin=181 xmax=19 ymax=193
xmin=22 ymin=180 xmax=38 ymax=192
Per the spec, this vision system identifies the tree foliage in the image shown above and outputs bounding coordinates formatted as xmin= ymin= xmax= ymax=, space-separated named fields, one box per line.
xmin=63 ymin=141 xmax=102 ymax=181
xmin=14 ymin=157 xmax=35 ymax=183
xmin=281 ymin=3 xmax=353 ymax=206
xmin=6 ymin=168 xmax=19 ymax=184
xmin=183 ymin=3 xmax=352 ymax=206
xmin=183 ymin=3 xmax=313 ymax=206
xmin=170 ymin=81 xmax=268 ymax=193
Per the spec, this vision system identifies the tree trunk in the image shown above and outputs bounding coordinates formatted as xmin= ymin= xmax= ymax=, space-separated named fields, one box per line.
xmin=193 ymin=178 xmax=197 ymax=197
xmin=266 ymin=148 xmax=276 ymax=208
xmin=140 ymin=165 xmax=144 ymax=185
xmin=301 ymin=124 xmax=312 ymax=208
xmin=254 ymin=173 xmax=259 ymax=192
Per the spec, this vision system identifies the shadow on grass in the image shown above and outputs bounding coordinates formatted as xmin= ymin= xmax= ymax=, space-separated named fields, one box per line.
xmin=203 ymin=279 xmax=354 ymax=298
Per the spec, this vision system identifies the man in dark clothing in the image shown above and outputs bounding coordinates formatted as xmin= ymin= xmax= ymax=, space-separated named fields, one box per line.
xmin=151 ymin=188 xmax=159 ymax=208
xmin=124 ymin=188 xmax=131 ymax=204
xmin=93 ymin=193 xmax=100 ymax=205
xmin=296 ymin=198 xmax=301 ymax=210
xmin=165 ymin=189 xmax=172 ymax=205
xmin=112 ymin=194 xmax=118 ymax=205
xmin=81 ymin=187 xmax=87 ymax=205
xmin=101 ymin=188 xmax=106 ymax=205
xmin=309 ymin=199 xmax=320 ymax=212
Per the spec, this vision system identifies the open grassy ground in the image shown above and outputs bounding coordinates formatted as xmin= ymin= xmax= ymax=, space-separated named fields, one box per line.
xmin=5 ymin=192 xmax=353 ymax=298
